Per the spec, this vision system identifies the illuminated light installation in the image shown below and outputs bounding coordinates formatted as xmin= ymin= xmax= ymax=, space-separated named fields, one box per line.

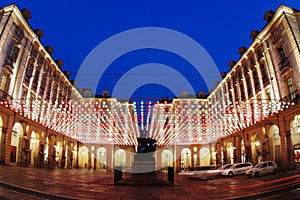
xmin=0 ymin=98 xmax=295 ymax=146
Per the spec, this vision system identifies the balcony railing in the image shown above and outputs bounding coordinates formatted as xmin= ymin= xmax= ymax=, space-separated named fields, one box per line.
xmin=281 ymin=89 xmax=300 ymax=104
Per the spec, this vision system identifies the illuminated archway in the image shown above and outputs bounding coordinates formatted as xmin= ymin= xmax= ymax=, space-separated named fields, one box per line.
xmin=0 ymin=115 xmax=4 ymax=163
xmin=290 ymin=115 xmax=300 ymax=164
xmin=79 ymin=146 xmax=89 ymax=168
xmin=161 ymin=149 xmax=173 ymax=169
xmin=251 ymin=133 xmax=261 ymax=164
xmin=30 ymin=131 xmax=40 ymax=166
xmin=269 ymin=125 xmax=281 ymax=164
xmin=11 ymin=123 xmax=23 ymax=165
xmin=200 ymin=147 xmax=210 ymax=166
xmin=97 ymin=147 xmax=107 ymax=169
xmin=114 ymin=149 xmax=126 ymax=167
xmin=181 ymin=148 xmax=191 ymax=171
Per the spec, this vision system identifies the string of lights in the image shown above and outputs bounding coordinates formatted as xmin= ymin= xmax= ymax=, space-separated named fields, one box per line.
xmin=0 ymin=96 xmax=295 ymax=146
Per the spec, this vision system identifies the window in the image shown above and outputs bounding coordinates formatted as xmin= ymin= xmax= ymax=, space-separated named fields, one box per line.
xmin=39 ymin=75 xmax=46 ymax=95
xmin=32 ymin=68 xmax=40 ymax=90
xmin=24 ymin=63 xmax=34 ymax=83
xmin=287 ymin=77 xmax=296 ymax=100
xmin=0 ymin=75 xmax=7 ymax=91
xmin=261 ymin=163 xmax=267 ymax=168
xmin=274 ymin=127 xmax=280 ymax=139
xmin=46 ymin=81 xmax=52 ymax=100
xmin=5 ymin=43 xmax=19 ymax=65
xmin=0 ymin=74 xmax=9 ymax=92
xmin=277 ymin=46 xmax=286 ymax=65
xmin=256 ymin=46 xmax=263 ymax=60
xmin=246 ymin=76 xmax=252 ymax=97
xmin=240 ymin=84 xmax=245 ymax=101
xmin=15 ymin=26 xmax=24 ymax=40
xmin=21 ymin=88 xmax=27 ymax=100
xmin=52 ymin=84 xmax=58 ymax=103
xmin=260 ymin=63 xmax=269 ymax=84
xmin=252 ymin=70 xmax=259 ymax=91
xmin=30 ymin=48 xmax=38 ymax=59
xmin=37 ymin=56 xmax=45 ymax=66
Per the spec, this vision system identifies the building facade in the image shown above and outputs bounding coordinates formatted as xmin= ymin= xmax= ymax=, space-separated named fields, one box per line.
xmin=0 ymin=4 xmax=300 ymax=172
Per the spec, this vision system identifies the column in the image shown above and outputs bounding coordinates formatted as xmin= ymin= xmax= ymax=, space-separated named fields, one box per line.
xmin=106 ymin=145 xmax=113 ymax=172
xmin=175 ymin=146 xmax=181 ymax=172
xmin=4 ymin=114 xmax=14 ymax=165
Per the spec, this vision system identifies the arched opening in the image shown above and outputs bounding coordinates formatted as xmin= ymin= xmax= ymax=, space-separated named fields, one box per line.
xmin=251 ymin=133 xmax=261 ymax=164
xmin=0 ymin=115 xmax=4 ymax=164
xmin=269 ymin=125 xmax=281 ymax=165
xmin=114 ymin=149 xmax=126 ymax=168
xmin=180 ymin=148 xmax=191 ymax=171
xmin=290 ymin=115 xmax=300 ymax=167
xmin=45 ymin=137 xmax=49 ymax=166
xmin=79 ymin=146 xmax=89 ymax=168
xmin=30 ymin=131 xmax=40 ymax=167
xmin=161 ymin=149 xmax=173 ymax=169
xmin=54 ymin=140 xmax=63 ymax=168
xmin=200 ymin=147 xmax=210 ymax=166
xmin=97 ymin=147 xmax=107 ymax=169
xmin=11 ymin=123 xmax=23 ymax=165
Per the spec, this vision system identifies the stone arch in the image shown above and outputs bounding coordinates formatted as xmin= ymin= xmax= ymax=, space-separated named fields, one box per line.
xmin=114 ymin=149 xmax=126 ymax=167
xmin=30 ymin=130 xmax=40 ymax=166
xmin=199 ymin=146 xmax=210 ymax=166
xmin=11 ymin=122 xmax=23 ymax=165
xmin=0 ymin=114 xmax=4 ymax=163
xmin=290 ymin=115 xmax=300 ymax=165
xmin=180 ymin=148 xmax=191 ymax=171
xmin=269 ymin=125 xmax=281 ymax=164
xmin=161 ymin=149 xmax=173 ymax=169
xmin=97 ymin=147 xmax=107 ymax=169
xmin=79 ymin=146 xmax=89 ymax=168
xmin=251 ymin=133 xmax=261 ymax=164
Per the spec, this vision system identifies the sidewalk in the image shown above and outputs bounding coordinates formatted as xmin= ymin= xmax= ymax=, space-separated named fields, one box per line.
xmin=0 ymin=166 xmax=300 ymax=200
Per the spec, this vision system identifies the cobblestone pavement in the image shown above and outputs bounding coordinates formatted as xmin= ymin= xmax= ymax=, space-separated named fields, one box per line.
xmin=0 ymin=166 xmax=300 ymax=200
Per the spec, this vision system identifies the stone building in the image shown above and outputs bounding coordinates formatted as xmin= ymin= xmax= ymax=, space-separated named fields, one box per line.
xmin=0 ymin=4 xmax=300 ymax=173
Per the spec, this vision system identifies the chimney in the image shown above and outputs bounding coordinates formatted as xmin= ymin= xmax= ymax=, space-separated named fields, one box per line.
xmin=21 ymin=8 xmax=32 ymax=21
xmin=250 ymin=30 xmax=260 ymax=41
xmin=45 ymin=46 xmax=54 ymax=56
xmin=34 ymin=29 xmax=44 ymax=40
xmin=197 ymin=91 xmax=206 ymax=98
xmin=221 ymin=72 xmax=227 ymax=79
xmin=263 ymin=10 xmax=274 ymax=23
xmin=63 ymin=71 xmax=71 ymax=79
xmin=55 ymin=59 xmax=64 ymax=68
xmin=228 ymin=60 xmax=236 ymax=68
xmin=102 ymin=90 xmax=110 ymax=98
xmin=238 ymin=46 xmax=247 ymax=57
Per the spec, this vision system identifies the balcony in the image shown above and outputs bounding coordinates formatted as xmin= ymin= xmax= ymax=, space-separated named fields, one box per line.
xmin=281 ymin=89 xmax=300 ymax=104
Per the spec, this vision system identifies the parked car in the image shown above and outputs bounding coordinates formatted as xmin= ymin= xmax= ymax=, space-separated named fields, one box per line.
xmin=220 ymin=162 xmax=253 ymax=176
xmin=179 ymin=165 xmax=231 ymax=179
xmin=219 ymin=164 xmax=234 ymax=171
xmin=246 ymin=161 xmax=278 ymax=177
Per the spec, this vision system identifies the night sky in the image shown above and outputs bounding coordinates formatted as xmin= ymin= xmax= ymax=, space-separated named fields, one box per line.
xmin=1 ymin=1 xmax=300 ymax=100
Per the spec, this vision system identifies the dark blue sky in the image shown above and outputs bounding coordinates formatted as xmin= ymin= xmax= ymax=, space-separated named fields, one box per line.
xmin=1 ymin=1 xmax=300 ymax=100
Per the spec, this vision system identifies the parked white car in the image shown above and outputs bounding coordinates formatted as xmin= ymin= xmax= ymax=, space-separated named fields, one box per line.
xmin=246 ymin=161 xmax=278 ymax=177
xmin=220 ymin=162 xmax=253 ymax=176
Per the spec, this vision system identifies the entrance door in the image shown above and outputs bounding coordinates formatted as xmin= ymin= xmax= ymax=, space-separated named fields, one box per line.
xmin=10 ymin=146 xmax=16 ymax=162
xmin=275 ymin=145 xmax=281 ymax=168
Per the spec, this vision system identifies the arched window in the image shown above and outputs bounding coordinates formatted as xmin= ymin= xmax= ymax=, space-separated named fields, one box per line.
xmin=273 ymin=126 xmax=280 ymax=139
